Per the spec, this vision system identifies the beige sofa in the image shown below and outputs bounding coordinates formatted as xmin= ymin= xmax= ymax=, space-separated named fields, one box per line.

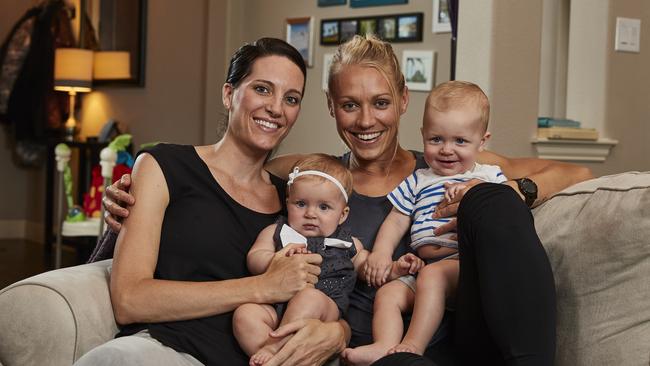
xmin=1 ymin=172 xmax=649 ymax=366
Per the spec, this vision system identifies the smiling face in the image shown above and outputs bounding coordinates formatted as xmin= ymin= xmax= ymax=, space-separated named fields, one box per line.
xmin=327 ymin=65 xmax=408 ymax=164
xmin=222 ymin=55 xmax=304 ymax=154
xmin=422 ymin=106 xmax=490 ymax=176
xmin=286 ymin=177 xmax=349 ymax=238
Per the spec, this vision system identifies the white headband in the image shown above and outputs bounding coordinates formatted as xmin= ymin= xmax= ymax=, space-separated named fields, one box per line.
xmin=287 ymin=167 xmax=349 ymax=202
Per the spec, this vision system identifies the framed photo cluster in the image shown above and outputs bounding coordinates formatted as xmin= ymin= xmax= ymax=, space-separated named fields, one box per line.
xmin=320 ymin=13 xmax=423 ymax=45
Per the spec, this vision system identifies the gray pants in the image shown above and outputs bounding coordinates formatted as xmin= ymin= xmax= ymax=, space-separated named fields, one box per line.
xmin=74 ymin=330 xmax=204 ymax=366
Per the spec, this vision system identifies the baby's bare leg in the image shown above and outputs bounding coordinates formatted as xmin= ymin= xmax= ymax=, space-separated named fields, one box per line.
xmin=251 ymin=288 xmax=339 ymax=365
xmin=343 ymin=280 xmax=414 ymax=366
xmin=233 ymin=303 xmax=278 ymax=356
xmin=390 ymin=260 xmax=459 ymax=355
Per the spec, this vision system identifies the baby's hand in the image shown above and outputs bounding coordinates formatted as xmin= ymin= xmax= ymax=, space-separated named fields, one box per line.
xmin=285 ymin=244 xmax=311 ymax=257
xmin=445 ymin=183 xmax=467 ymax=203
xmin=364 ymin=251 xmax=393 ymax=288
xmin=395 ymin=253 xmax=424 ymax=276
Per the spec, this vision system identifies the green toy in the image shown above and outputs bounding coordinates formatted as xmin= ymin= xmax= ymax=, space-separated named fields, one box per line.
xmin=109 ymin=134 xmax=132 ymax=152
xmin=55 ymin=143 xmax=86 ymax=223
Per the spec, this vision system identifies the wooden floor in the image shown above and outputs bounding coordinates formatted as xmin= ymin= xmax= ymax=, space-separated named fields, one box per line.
xmin=0 ymin=239 xmax=77 ymax=289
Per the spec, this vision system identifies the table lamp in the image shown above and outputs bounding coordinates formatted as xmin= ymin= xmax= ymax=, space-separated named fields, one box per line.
xmin=93 ymin=51 xmax=131 ymax=80
xmin=54 ymin=48 xmax=94 ymax=141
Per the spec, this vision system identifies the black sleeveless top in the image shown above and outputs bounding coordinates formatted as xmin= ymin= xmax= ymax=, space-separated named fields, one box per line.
xmin=118 ymin=144 xmax=286 ymax=365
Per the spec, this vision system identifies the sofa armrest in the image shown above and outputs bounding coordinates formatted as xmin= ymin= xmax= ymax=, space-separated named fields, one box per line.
xmin=0 ymin=259 xmax=118 ymax=366
xmin=533 ymin=171 xmax=650 ymax=366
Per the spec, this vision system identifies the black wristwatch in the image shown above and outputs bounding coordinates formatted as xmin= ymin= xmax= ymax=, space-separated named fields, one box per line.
xmin=514 ymin=178 xmax=538 ymax=207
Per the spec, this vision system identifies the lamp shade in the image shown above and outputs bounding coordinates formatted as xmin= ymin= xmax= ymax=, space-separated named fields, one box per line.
xmin=54 ymin=48 xmax=94 ymax=92
xmin=93 ymin=51 xmax=131 ymax=80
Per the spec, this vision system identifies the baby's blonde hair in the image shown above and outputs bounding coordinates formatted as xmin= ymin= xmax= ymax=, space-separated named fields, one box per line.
xmin=426 ymin=81 xmax=490 ymax=131
xmin=291 ymin=154 xmax=353 ymax=198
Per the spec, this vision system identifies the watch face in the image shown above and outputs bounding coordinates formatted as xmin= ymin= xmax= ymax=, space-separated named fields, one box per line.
xmin=522 ymin=179 xmax=536 ymax=193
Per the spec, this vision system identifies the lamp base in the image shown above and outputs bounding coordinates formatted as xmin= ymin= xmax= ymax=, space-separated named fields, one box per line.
xmin=64 ymin=124 xmax=78 ymax=142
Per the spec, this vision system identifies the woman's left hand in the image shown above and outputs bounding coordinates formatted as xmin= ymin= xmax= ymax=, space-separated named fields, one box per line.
xmin=265 ymin=319 xmax=347 ymax=366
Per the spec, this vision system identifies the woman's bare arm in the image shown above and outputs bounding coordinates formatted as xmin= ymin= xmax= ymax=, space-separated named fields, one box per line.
xmin=110 ymin=154 xmax=322 ymax=325
xmin=478 ymin=150 xmax=593 ymax=205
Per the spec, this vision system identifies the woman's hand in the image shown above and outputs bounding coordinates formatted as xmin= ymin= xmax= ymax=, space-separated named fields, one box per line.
xmin=364 ymin=251 xmax=393 ymax=288
xmin=102 ymin=174 xmax=135 ymax=232
xmin=259 ymin=244 xmax=323 ymax=303
xmin=265 ymin=319 xmax=347 ymax=366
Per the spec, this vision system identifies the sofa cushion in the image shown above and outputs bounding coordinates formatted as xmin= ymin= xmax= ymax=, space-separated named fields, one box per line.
xmin=533 ymin=171 xmax=650 ymax=366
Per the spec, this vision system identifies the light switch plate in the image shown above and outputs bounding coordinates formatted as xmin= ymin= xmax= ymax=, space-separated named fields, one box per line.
xmin=615 ymin=17 xmax=641 ymax=53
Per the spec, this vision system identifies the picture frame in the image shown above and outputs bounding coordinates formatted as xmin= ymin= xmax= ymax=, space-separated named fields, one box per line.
xmin=350 ymin=0 xmax=408 ymax=7
xmin=396 ymin=13 xmax=423 ymax=42
xmin=321 ymin=20 xmax=340 ymax=45
xmin=322 ymin=53 xmax=335 ymax=91
xmin=340 ymin=19 xmax=358 ymax=43
xmin=286 ymin=17 xmax=315 ymax=67
xmin=80 ymin=0 xmax=147 ymax=87
xmin=402 ymin=50 xmax=435 ymax=91
xmin=318 ymin=0 xmax=346 ymax=6
xmin=432 ymin=0 xmax=452 ymax=33
xmin=378 ymin=17 xmax=397 ymax=40
xmin=320 ymin=13 xmax=423 ymax=45
xmin=360 ymin=18 xmax=378 ymax=36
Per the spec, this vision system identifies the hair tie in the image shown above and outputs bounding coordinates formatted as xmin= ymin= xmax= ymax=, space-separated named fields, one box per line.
xmin=287 ymin=167 xmax=348 ymax=202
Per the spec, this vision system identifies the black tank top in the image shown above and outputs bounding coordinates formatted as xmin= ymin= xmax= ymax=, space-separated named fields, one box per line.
xmin=118 ymin=144 xmax=286 ymax=365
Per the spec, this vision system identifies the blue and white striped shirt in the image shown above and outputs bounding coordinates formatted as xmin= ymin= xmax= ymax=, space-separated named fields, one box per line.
xmin=387 ymin=163 xmax=506 ymax=250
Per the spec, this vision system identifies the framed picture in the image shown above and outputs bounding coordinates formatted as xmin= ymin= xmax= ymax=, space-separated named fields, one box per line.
xmin=322 ymin=53 xmax=335 ymax=91
xmin=340 ymin=19 xmax=358 ymax=42
xmin=321 ymin=20 xmax=340 ymax=45
xmin=350 ymin=0 xmax=407 ymax=7
xmin=318 ymin=0 xmax=346 ymax=6
xmin=432 ymin=0 xmax=452 ymax=33
xmin=378 ymin=17 xmax=397 ymax=40
xmin=397 ymin=13 xmax=423 ymax=42
xmin=359 ymin=18 xmax=377 ymax=36
xmin=286 ymin=17 xmax=314 ymax=67
xmin=402 ymin=50 xmax=435 ymax=91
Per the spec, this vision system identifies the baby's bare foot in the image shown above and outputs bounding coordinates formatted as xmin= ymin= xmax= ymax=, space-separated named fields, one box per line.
xmin=249 ymin=347 xmax=274 ymax=366
xmin=387 ymin=340 xmax=423 ymax=355
xmin=342 ymin=343 xmax=392 ymax=366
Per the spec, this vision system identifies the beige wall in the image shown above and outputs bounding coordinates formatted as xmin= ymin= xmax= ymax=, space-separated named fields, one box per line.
xmin=597 ymin=0 xmax=650 ymax=177
xmin=457 ymin=0 xmax=650 ymax=177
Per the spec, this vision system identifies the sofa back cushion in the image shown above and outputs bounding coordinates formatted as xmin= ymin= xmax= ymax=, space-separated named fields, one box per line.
xmin=533 ymin=171 xmax=650 ymax=366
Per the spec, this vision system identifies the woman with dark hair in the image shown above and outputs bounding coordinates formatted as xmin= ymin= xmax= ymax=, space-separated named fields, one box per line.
xmin=74 ymin=38 xmax=344 ymax=365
